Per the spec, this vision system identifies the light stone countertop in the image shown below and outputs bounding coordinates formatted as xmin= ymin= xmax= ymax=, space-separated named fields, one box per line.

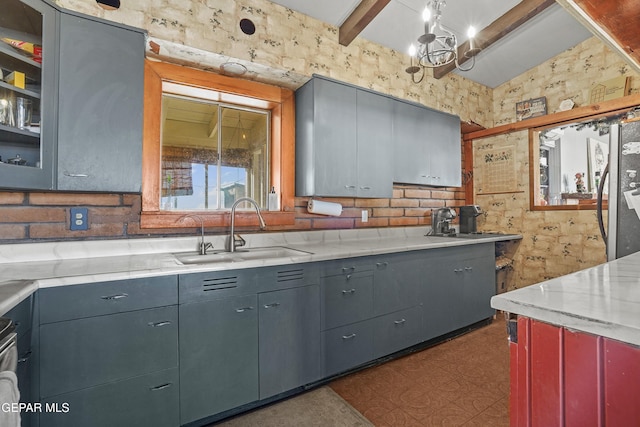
xmin=0 ymin=227 xmax=520 ymax=316
xmin=491 ymin=251 xmax=640 ymax=346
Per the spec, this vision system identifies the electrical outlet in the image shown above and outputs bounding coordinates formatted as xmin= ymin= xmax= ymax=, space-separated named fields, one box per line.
xmin=70 ymin=207 xmax=89 ymax=231
xmin=361 ymin=210 xmax=368 ymax=223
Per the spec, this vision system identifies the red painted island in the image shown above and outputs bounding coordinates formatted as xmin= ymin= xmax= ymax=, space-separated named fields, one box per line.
xmin=492 ymin=253 xmax=640 ymax=427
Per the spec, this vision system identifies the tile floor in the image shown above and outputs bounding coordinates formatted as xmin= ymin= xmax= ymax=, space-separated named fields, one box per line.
xmin=330 ymin=318 xmax=510 ymax=426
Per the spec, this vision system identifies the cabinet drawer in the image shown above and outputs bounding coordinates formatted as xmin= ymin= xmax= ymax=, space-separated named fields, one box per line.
xmin=320 ymin=256 xmax=374 ymax=277
xmin=323 ymin=321 xmax=374 ymax=377
xmin=179 ymin=269 xmax=256 ymax=303
xmin=321 ymin=271 xmax=373 ymax=330
xmin=372 ymin=306 xmax=423 ymax=359
xmin=40 ymin=305 xmax=178 ymax=398
xmin=40 ymin=367 xmax=179 ymax=427
xmin=39 ymin=276 xmax=177 ymax=323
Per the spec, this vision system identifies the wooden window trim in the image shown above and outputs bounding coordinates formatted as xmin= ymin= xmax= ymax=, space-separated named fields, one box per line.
xmin=141 ymin=60 xmax=296 ymax=229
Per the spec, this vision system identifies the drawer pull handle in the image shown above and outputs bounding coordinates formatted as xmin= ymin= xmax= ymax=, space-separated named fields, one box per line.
xmin=360 ymin=186 xmax=371 ymax=190
xmin=346 ymin=274 xmax=352 ymax=280
xmin=263 ymin=302 xmax=281 ymax=309
xmin=342 ymin=333 xmax=357 ymax=340
xmin=150 ymin=383 xmax=172 ymax=391
xmin=148 ymin=321 xmax=172 ymax=327
xmin=344 ymin=185 xmax=356 ymax=189
xmin=342 ymin=267 xmax=356 ymax=273
xmin=101 ymin=293 xmax=129 ymax=300
xmin=64 ymin=172 xmax=89 ymax=178
xmin=342 ymin=289 xmax=356 ymax=295
xmin=375 ymin=262 xmax=388 ymax=268
xmin=236 ymin=306 xmax=255 ymax=313
xmin=17 ymin=351 xmax=32 ymax=364
xmin=464 ymin=267 xmax=473 ymax=271
xmin=453 ymin=268 xmax=463 ymax=273
xmin=394 ymin=318 xmax=406 ymax=325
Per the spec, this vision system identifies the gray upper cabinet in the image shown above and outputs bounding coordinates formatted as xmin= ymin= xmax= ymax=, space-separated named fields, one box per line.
xmin=0 ymin=0 xmax=144 ymax=192
xmin=295 ymin=76 xmax=393 ymax=198
xmin=0 ymin=0 xmax=56 ymax=190
xmin=393 ymin=100 xmax=461 ymax=187
xmin=56 ymin=12 xmax=144 ymax=192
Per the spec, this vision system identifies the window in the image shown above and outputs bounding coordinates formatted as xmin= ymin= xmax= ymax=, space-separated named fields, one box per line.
xmin=161 ymin=94 xmax=270 ymax=210
xmin=141 ymin=60 xmax=295 ymax=228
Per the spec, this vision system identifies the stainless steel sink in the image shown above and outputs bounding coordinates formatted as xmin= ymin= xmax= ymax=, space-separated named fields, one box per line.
xmin=174 ymin=246 xmax=312 ymax=265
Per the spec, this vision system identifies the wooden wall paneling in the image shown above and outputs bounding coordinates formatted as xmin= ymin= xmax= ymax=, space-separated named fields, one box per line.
xmin=563 ymin=329 xmax=602 ymax=427
xmin=603 ymin=337 xmax=640 ymax=426
xmin=530 ymin=320 xmax=563 ymax=426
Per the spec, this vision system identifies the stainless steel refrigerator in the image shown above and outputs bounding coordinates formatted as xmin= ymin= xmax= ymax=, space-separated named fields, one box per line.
xmin=598 ymin=119 xmax=640 ymax=260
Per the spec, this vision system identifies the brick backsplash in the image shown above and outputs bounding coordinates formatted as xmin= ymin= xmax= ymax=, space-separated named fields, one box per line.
xmin=0 ymin=183 xmax=464 ymax=243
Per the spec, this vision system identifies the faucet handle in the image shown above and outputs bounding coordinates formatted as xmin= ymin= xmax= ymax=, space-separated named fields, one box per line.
xmin=199 ymin=241 xmax=214 ymax=255
xmin=233 ymin=234 xmax=246 ymax=248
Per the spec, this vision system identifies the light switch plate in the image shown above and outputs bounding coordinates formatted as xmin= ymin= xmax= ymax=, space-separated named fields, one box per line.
xmin=361 ymin=210 xmax=368 ymax=222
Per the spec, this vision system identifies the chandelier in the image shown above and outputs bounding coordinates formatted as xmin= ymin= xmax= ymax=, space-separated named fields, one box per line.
xmin=405 ymin=0 xmax=480 ymax=83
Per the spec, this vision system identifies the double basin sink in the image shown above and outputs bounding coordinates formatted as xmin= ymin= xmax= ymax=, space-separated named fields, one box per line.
xmin=174 ymin=246 xmax=313 ymax=265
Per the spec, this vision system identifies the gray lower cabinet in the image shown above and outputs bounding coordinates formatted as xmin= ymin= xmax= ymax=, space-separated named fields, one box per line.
xmin=372 ymin=306 xmax=423 ymax=359
xmin=423 ymin=244 xmax=496 ymax=338
xmin=4 ymin=295 xmax=35 ymax=427
xmin=322 ymin=320 xmax=374 ymax=377
xmin=179 ymin=294 xmax=259 ymax=425
xmin=40 ymin=368 xmax=179 ymax=427
xmin=37 ymin=276 xmax=179 ymax=427
xmin=373 ymin=252 xmax=424 ymax=316
xmin=259 ymin=285 xmax=321 ymax=399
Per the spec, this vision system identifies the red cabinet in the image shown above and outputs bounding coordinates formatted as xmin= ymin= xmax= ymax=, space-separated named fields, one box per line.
xmin=510 ymin=316 xmax=640 ymax=426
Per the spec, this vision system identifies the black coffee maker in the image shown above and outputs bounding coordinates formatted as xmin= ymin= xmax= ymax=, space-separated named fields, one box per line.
xmin=459 ymin=205 xmax=482 ymax=233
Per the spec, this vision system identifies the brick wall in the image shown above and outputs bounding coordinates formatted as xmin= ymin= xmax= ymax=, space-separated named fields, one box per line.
xmin=0 ymin=183 xmax=464 ymax=243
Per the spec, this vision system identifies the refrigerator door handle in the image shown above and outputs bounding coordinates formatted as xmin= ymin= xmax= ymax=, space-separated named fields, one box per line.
xmin=597 ymin=162 xmax=609 ymax=250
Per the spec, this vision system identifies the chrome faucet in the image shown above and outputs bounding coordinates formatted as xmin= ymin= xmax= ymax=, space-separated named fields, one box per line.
xmin=227 ymin=197 xmax=266 ymax=252
xmin=179 ymin=214 xmax=214 ymax=255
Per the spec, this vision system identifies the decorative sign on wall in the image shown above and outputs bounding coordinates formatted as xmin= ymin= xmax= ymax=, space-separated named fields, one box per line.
xmin=516 ymin=97 xmax=547 ymax=121
xmin=479 ymin=145 xmax=518 ymax=194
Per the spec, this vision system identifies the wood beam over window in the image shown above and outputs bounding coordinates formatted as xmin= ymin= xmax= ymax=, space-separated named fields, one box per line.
xmin=339 ymin=0 xmax=391 ymax=46
xmin=433 ymin=0 xmax=556 ymax=79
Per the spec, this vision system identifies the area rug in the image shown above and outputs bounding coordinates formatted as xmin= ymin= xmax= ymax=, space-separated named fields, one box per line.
xmin=215 ymin=386 xmax=374 ymax=426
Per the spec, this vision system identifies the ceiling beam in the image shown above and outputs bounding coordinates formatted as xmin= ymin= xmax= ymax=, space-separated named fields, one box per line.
xmin=433 ymin=0 xmax=556 ymax=79
xmin=339 ymin=0 xmax=391 ymax=46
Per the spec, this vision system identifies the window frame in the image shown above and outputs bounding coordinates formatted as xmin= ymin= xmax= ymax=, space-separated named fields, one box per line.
xmin=141 ymin=60 xmax=296 ymax=228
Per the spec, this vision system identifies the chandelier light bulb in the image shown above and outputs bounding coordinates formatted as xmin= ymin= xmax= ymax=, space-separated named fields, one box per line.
xmin=467 ymin=26 xmax=477 ymax=39
xmin=408 ymin=44 xmax=417 ymax=57
xmin=422 ymin=7 xmax=431 ymax=23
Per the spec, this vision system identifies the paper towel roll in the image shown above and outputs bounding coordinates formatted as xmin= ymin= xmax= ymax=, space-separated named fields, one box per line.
xmin=307 ymin=199 xmax=342 ymax=216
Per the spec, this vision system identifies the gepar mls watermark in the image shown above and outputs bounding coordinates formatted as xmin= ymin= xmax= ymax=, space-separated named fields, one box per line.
xmin=1 ymin=402 xmax=69 ymax=413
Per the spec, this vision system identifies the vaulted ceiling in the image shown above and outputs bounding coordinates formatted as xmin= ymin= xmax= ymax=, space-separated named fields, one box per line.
xmin=268 ymin=0 xmax=638 ymax=88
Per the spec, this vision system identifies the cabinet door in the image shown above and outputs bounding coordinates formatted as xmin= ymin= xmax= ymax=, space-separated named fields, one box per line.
xmin=259 ymin=285 xmax=321 ymax=399
xmin=393 ymin=100 xmax=430 ymax=184
xmin=356 ymin=89 xmax=393 ymax=198
xmin=40 ymin=368 xmax=179 ymax=427
xmin=426 ymin=110 xmax=461 ymax=187
xmin=295 ymin=77 xmax=357 ymax=197
xmin=373 ymin=253 xmax=424 ymax=316
xmin=0 ymin=0 xmax=56 ymax=190
xmin=40 ymin=306 xmax=178 ymax=398
xmin=423 ymin=244 xmax=495 ymax=338
xmin=56 ymin=13 xmax=144 ymax=192
xmin=179 ymin=294 xmax=258 ymax=425
xmin=312 ymin=78 xmax=357 ymax=196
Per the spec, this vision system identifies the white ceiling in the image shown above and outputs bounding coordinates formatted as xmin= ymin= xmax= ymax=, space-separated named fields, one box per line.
xmin=268 ymin=0 xmax=593 ymax=88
